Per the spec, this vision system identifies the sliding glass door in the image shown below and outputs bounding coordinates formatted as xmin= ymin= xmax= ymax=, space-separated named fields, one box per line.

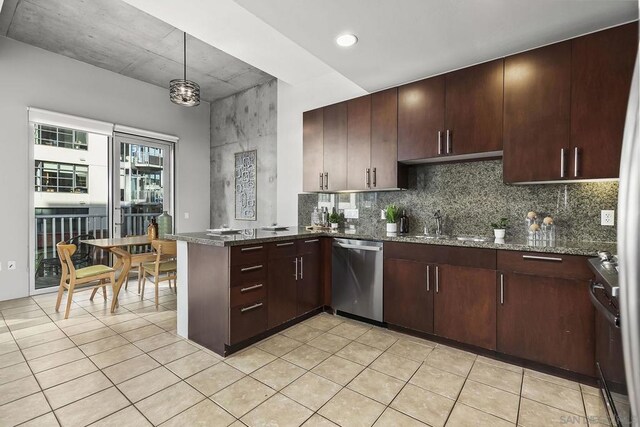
xmin=113 ymin=133 xmax=174 ymax=239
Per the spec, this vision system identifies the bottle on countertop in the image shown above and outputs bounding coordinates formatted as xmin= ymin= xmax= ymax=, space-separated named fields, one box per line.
xmin=311 ymin=207 xmax=320 ymax=226
xmin=147 ymin=217 xmax=158 ymax=240
xmin=399 ymin=210 xmax=409 ymax=234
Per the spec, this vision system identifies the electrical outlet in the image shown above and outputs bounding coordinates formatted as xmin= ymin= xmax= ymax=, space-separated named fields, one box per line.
xmin=601 ymin=210 xmax=615 ymax=226
xmin=380 ymin=209 xmax=386 ymax=220
xmin=7 ymin=261 xmax=16 ymax=270
xmin=184 ymin=212 xmax=190 ymax=219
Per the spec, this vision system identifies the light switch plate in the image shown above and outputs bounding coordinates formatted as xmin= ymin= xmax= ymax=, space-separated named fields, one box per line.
xmin=344 ymin=209 xmax=359 ymax=219
xmin=601 ymin=210 xmax=615 ymax=226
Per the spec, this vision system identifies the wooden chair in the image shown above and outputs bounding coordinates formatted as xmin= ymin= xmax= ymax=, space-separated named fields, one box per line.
xmin=140 ymin=240 xmax=177 ymax=307
xmin=123 ymin=236 xmax=156 ymax=294
xmin=55 ymin=242 xmax=116 ymax=319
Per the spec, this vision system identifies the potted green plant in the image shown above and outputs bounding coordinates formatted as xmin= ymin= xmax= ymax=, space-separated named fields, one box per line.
xmin=328 ymin=212 xmax=341 ymax=230
xmin=385 ymin=204 xmax=400 ymax=233
xmin=491 ymin=217 xmax=509 ymax=239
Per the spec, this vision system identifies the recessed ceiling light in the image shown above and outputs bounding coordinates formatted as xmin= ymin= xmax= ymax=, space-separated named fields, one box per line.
xmin=336 ymin=34 xmax=358 ymax=47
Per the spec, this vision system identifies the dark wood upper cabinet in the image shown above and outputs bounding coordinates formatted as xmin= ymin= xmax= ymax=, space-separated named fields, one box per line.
xmin=571 ymin=23 xmax=637 ymax=179
xmin=434 ymin=265 xmax=497 ymax=350
xmin=445 ymin=59 xmax=504 ymax=156
xmin=398 ymin=76 xmax=445 ymax=161
xmin=323 ymin=102 xmax=348 ymax=191
xmin=503 ymin=41 xmax=572 ymax=183
xmin=371 ymin=88 xmax=404 ymax=189
xmin=347 ymin=95 xmax=372 ymax=191
xmin=302 ymin=109 xmax=324 ymax=192
xmin=384 ymin=258 xmax=434 ymax=333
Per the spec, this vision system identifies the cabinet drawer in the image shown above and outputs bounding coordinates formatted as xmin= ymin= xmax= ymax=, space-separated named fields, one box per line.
xmin=268 ymin=240 xmax=297 ymax=259
xmin=497 ymin=251 xmax=591 ymax=279
xmin=231 ymin=244 xmax=267 ymax=267
xmin=230 ymin=300 xmax=267 ymax=345
xmin=384 ymin=242 xmax=496 ymax=270
xmin=230 ymin=282 xmax=267 ymax=308
xmin=297 ymin=238 xmax=321 ymax=254
xmin=230 ymin=263 xmax=267 ymax=287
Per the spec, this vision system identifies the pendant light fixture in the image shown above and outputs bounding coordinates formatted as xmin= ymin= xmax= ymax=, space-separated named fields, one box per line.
xmin=170 ymin=32 xmax=200 ymax=107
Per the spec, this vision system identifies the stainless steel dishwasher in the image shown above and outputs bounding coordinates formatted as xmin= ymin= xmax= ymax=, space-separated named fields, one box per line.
xmin=332 ymin=238 xmax=383 ymax=322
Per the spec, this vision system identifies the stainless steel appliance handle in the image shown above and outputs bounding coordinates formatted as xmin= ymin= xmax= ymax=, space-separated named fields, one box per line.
xmin=276 ymin=242 xmax=294 ymax=247
xmin=500 ymin=273 xmax=504 ymax=305
xmin=574 ymin=147 xmax=580 ymax=177
xmin=324 ymin=172 xmax=328 ymax=190
xmin=294 ymin=258 xmax=298 ymax=280
xmin=300 ymin=256 xmax=303 ymax=280
xmin=240 ymin=302 xmax=263 ymax=313
xmin=522 ymin=255 xmax=563 ymax=262
xmin=426 ymin=265 xmax=430 ymax=292
xmin=560 ymin=148 xmax=566 ymax=178
xmin=372 ymin=168 xmax=377 ymax=187
xmin=435 ymin=266 xmax=439 ymax=293
xmin=240 ymin=265 xmax=263 ymax=272
xmin=332 ymin=242 xmax=382 ymax=252
xmin=446 ymin=130 xmax=451 ymax=154
xmin=240 ymin=284 xmax=263 ymax=293
xmin=589 ymin=281 xmax=620 ymax=328
xmin=304 ymin=239 xmax=319 ymax=243
xmin=437 ymin=131 xmax=442 ymax=155
xmin=241 ymin=246 xmax=263 ymax=252
xmin=366 ymin=168 xmax=370 ymax=188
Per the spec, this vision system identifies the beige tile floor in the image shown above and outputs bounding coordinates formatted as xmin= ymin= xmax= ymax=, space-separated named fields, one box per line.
xmin=0 ymin=281 xmax=612 ymax=427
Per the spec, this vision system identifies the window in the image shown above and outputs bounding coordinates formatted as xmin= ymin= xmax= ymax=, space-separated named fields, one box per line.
xmin=35 ymin=161 xmax=89 ymax=193
xmin=35 ymin=125 xmax=88 ymax=150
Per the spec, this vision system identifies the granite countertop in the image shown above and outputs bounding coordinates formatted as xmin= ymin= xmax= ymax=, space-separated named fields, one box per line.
xmin=166 ymin=227 xmax=616 ymax=257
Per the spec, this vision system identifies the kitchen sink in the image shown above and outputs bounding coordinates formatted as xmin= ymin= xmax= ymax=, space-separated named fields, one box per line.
xmin=454 ymin=236 xmax=489 ymax=242
xmin=413 ymin=235 xmax=449 ymax=240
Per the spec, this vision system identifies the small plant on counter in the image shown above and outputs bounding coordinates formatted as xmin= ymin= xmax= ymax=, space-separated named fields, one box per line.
xmin=491 ymin=217 xmax=509 ymax=239
xmin=328 ymin=212 xmax=341 ymax=230
xmin=385 ymin=204 xmax=400 ymax=223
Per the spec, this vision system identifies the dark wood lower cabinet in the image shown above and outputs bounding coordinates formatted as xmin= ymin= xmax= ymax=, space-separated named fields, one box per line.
xmin=298 ymin=249 xmax=322 ymax=315
xmin=267 ymin=256 xmax=298 ymax=329
xmin=230 ymin=300 xmax=267 ymax=345
xmin=384 ymin=258 xmax=434 ymax=333
xmin=497 ymin=272 xmax=595 ymax=376
xmin=434 ymin=265 xmax=497 ymax=350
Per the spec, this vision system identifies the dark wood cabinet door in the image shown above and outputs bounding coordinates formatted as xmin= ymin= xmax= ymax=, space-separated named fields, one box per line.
xmin=347 ymin=95 xmax=372 ymax=191
xmin=298 ymin=251 xmax=322 ymax=315
xmin=302 ymin=109 xmax=324 ymax=192
xmin=383 ymin=258 xmax=434 ymax=333
xmin=434 ymin=265 xmax=496 ymax=350
xmin=267 ymin=256 xmax=298 ymax=329
xmin=497 ymin=272 xmax=595 ymax=376
xmin=571 ymin=23 xmax=637 ymax=179
xmin=371 ymin=88 xmax=400 ymax=189
xmin=323 ymin=102 xmax=348 ymax=191
xmin=503 ymin=41 xmax=571 ymax=183
xmin=445 ymin=59 xmax=504 ymax=155
xmin=398 ymin=77 xmax=445 ymax=161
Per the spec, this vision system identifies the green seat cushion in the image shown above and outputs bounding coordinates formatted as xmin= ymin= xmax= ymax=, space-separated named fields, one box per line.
xmin=142 ymin=260 xmax=177 ymax=273
xmin=75 ymin=264 xmax=114 ymax=279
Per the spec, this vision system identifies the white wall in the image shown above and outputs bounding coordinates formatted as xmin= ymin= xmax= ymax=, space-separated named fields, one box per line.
xmin=0 ymin=36 xmax=210 ymax=301
xmin=276 ymin=71 xmax=367 ymax=226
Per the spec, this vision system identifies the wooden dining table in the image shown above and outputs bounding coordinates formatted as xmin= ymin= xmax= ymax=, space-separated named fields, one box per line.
xmin=83 ymin=235 xmax=155 ymax=313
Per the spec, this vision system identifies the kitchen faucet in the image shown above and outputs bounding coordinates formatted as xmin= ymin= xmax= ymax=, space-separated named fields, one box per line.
xmin=434 ymin=210 xmax=443 ymax=237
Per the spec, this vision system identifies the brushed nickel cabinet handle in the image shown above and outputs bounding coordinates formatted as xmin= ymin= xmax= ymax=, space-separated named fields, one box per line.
xmin=372 ymin=168 xmax=377 ymax=187
xmin=294 ymin=258 xmax=298 ymax=280
xmin=366 ymin=168 xmax=370 ymax=188
xmin=446 ymin=130 xmax=451 ymax=154
xmin=437 ymin=131 xmax=442 ymax=155
xmin=426 ymin=265 xmax=430 ymax=292
xmin=324 ymin=172 xmax=328 ymax=190
xmin=304 ymin=239 xmax=319 ymax=243
xmin=240 ymin=302 xmax=263 ymax=313
xmin=276 ymin=242 xmax=294 ymax=247
xmin=319 ymin=172 xmax=324 ymax=190
xmin=435 ymin=265 xmax=439 ymax=293
xmin=240 ymin=264 xmax=263 ymax=272
xmin=500 ymin=274 xmax=504 ymax=305
xmin=300 ymin=256 xmax=304 ymax=280
xmin=240 ymin=284 xmax=263 ymax=293
xmin=522 ymin=255 xmax=563 ymax=262
xmin=240 ymin=246 xmax=263 ymax=252
xmin=574 ymin=147 xmax=580 ymax=177
xmin=560 ymin=148 xmax=566 ymax=178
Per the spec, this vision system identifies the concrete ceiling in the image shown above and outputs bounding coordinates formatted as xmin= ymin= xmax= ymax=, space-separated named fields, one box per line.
xmin=234 ymin=0 xmax=638 ymax=92
xmin=0 ymin=0 xmax=274 ymax=102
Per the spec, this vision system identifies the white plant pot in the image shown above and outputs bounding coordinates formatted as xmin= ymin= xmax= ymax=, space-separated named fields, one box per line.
xmin=494 ymin=229 xmax=506 ymax=239
xmin=386 ymin=223 xmax=398 ymax=233
xmin=330 ymin=223 xmax=339 ymax=230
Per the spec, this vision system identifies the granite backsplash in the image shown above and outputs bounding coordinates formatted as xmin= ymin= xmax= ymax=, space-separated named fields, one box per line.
xmin=298 ymin=160 xmax=618 ymax=243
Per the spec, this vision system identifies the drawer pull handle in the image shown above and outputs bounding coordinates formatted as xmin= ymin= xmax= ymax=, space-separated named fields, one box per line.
xmin=276 ymin=242 xmax=294 ymax=247
xmin=240 ymin=284 xmax=263 ymax=293
xmin=241 ymin=246 xmax=263 ymax=252
xmin=240 ymin=265 xmax=263 ymax=272
xmin=304 ymin=239 xmax=320 ymax=243
xmin=240 ymin=302 xmax=263 ymax=313
xmin=522 ymin=255 xmax=563 ymax=262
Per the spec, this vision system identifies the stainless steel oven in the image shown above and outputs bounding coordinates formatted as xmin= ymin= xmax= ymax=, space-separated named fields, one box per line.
xmin=589 ymin=257 xmax=632 ymax=426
